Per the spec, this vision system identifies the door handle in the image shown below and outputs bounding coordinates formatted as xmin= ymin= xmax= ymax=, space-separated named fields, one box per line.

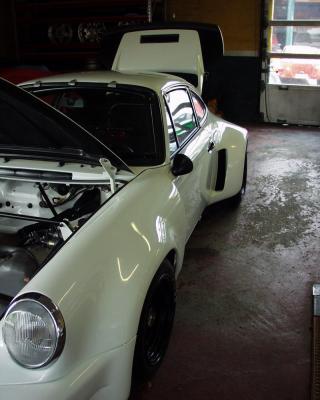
xmin=207 ymin=140 xmax=215 ymax=152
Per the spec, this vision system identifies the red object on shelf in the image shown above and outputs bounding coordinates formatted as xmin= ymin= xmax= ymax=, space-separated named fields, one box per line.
xmin=0 ymin=67 xmax=54 ymax=84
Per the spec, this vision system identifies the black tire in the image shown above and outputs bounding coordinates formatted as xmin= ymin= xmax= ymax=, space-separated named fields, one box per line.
xmin=229 ymin=151 xmax=247 ymax=206
xmin=132 ymin=259 xmax=176 ymax=382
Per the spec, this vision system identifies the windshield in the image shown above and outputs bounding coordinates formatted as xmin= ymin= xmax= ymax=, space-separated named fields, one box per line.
xmin=0 ymin=78 xmax=130 ymax=170
xmin=27 ymin=85 xmax=165 ymax=166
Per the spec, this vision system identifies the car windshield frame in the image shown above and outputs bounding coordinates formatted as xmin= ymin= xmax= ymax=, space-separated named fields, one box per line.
xmin=0 ymin=78 xmax=131 ymax=171
xmin=23 ymin=82 xmax=166 ymax=167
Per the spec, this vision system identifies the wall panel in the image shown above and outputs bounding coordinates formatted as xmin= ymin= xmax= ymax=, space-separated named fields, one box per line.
xmin=167 ymin=0 xmax=261 ymax=54
xmin=167 ymin=0 xmax=262 ymax=122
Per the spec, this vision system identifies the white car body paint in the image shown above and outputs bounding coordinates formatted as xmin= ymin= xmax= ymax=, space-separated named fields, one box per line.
xmin=0 ymin=68 xmax=247 ymax=398
xmin=112 ymin=29 xmax=205 ymax=93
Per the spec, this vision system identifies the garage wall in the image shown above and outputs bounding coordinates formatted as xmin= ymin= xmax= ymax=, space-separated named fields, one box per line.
xmin=167 ymin=0 xmax=262 ymax=122
xmin=167 ymin=0 xmax=261 ymax=54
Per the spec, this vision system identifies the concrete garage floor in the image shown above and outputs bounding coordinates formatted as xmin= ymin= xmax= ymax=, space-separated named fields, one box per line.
xmin=131 ymin=124 xmax=320 ymax=400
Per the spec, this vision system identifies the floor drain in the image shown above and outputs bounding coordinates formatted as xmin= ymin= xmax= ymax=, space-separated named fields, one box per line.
xmin=312 ymin=285 xmax=320 ymax=400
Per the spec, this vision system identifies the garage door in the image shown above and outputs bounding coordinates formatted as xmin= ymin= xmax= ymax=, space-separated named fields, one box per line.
xmin=260 ymin=0 xmax=320 ymax=125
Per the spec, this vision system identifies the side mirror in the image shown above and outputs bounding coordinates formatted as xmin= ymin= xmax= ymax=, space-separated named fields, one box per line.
xmin=171 ymin=154 xmax=193 ymax=176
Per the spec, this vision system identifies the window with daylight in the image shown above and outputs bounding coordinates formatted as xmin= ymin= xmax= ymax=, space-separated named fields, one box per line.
xmin=268 ymin=0 xmax=320 ymax=86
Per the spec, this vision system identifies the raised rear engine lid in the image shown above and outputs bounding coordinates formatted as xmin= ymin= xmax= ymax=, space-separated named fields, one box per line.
xmin=100 ymin=22 xmax=224 ymax=94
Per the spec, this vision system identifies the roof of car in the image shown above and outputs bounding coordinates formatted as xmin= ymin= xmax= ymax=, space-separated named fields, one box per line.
xmin=20 ymin=70 xmax=191 ymax=93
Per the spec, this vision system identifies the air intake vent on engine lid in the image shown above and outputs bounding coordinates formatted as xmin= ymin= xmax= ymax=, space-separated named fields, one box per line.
xmin=140 ymin=34 xmax=180 ymax=43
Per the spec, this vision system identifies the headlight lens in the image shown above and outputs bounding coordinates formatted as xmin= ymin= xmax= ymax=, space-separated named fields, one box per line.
xmin=2 ymin=294 xmax=65 ymax=369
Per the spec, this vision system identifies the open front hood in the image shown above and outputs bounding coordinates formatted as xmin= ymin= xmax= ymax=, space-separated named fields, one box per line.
xmin=100 ymin=22 xmax=224 ymax=94
xmin=0 ymin=78 xmax=131 ymax=173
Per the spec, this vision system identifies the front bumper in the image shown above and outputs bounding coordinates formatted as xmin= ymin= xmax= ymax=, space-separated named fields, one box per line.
xmin=0 ymin=337 xmax=136 ymax=400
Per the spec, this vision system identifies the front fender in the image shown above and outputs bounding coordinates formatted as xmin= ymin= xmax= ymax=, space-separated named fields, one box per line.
xmin=0 ymin=166 xmax=187 ymax=385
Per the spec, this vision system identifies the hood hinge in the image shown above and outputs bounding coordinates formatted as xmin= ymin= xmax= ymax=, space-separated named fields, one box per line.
xmin=99 ymin=158 xmax=117 ymax=193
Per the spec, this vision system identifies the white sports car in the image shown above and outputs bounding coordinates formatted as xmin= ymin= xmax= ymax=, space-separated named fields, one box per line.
xmin=0 ymin=24 xmax=247 ymax=400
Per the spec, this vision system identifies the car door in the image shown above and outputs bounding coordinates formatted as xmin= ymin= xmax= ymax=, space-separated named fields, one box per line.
xmin=164 ymin=86 xmax=216 ymax=239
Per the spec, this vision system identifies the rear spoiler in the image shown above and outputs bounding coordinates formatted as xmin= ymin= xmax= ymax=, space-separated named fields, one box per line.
xmin=99 ymin=22 xmax=224 ymax=71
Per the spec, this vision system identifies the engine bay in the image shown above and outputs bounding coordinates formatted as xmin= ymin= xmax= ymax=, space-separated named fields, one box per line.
xmin=0 ymin=178 xmax=118 ymax=317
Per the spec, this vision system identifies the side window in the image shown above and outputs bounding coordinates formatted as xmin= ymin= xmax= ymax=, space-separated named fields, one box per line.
xmin=166 ymin=108 xmax=178 ymax=155
xmin=166 ymin=89 xmax=197 ymax=145
xmin=191 ymin=92 xmax=207 ymax=123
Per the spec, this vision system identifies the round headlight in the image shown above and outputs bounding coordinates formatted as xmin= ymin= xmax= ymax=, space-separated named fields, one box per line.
xmin=2 ymin=293 xmax=65 ymax=369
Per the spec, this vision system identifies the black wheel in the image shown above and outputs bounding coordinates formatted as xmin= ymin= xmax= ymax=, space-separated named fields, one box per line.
xmin=132 ymin=259 xmax=176 ymax=382
xmin=229 ymin=151 xmax=247 ymax=206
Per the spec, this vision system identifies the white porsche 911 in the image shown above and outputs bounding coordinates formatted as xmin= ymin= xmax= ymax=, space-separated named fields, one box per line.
xmin=0 ymin=24 xmax=247 ymax=399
